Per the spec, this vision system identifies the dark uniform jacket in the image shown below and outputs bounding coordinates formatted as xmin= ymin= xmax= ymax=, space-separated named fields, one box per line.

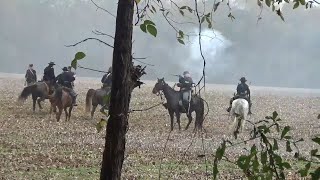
xmin=43 ymin=66 xmax=55 ymax=81
xmin=178 ymin=76 xmax=193 ymax=91
xmin=236 ymin=83 xmax=250 ymax=97
xmin=56 ymin=71 xmax=75 ymax=89
xmin=101 ymin=73 xmax=112 ymax=87
xmin=25 ymin=69 xmax=37 ymax=83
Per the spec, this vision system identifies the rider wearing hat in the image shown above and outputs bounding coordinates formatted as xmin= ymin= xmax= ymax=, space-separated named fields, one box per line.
xmin=56 ymin=67 xmax=78 ymax=106
xmin=25 ymin=64 xmax=37 ymax=86
xmin=101 ymin=66 xmax=112 ymax=89
xmin=177 ymin=71 xmax=194 ymax=112
xmin=43 ymin=62 xmax=56 ymax=84
xmin=227 ymin=77 xmax=252 ymax=114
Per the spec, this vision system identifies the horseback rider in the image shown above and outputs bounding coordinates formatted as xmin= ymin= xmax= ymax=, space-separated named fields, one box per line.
xmin=177 ymin=71 xmax=194 ymax=112
xmin=68 ymin=66 xmax=76 ymax=88
xmin=101 ymin=66 xmax=112 ymax=89
xmin=43 ymin=62 xmax=56 ymax=85
xmin=227 ymin=77 xmax=252 ymax=114
xmin=25 ymin=64 xmax=37 ymax=86
xmin=56 ymin=67 xmax=78 ymax=106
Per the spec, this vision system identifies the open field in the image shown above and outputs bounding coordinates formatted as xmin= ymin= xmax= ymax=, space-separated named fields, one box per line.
xmin=0 ymin=74 xmax=319 ymax=179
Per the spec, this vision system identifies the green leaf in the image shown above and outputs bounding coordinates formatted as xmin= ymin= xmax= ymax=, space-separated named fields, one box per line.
xmin=144 ymin=20 xmax=155 ymax=26
xmin=286 ymin=141 xmax=292 ymax=152
xmin=299 ymin=0 xmax=306 ymax=5
xmin=187 ymin=7 xmax=193 ymax=13
xmin=312 ymin=137 xmax=320 ymax=145
xmin=273 ymin=139 xmax=279 ymax=150
xmin=74 ymin=52 xmax=86 ymax=60
xmin=265 ymin=0 xmax=271 ymax=7
xmin=298 ymin=162 xmax=311 ymax=177
xmin=284 ymin=136 xmax=292 ymax=139
xmin=96 ymin=118 xmax=107 ymax=133
xmin=178 ymin=30 xmax=184 ymax=38
xmin=212 ymin=163 xmax=219 ymax=180
xmin=71 ymin=59 xmax=77 ymax=70
xmin=151 ymin=5 xmax=156 ymax=12
xmin=216 ymin=141 xmax=226 ymax=161
xmin=310 ymin=167 xmax=320 ymax=180
xmin=261 ymin=151 xmax=267 ymax=165
xmin=293 ymin=2 xmax=299 ymax=9
xmin=281 ymin=162 xmax=291 ymax=169
xmin=311 ymin=149 xmax=319 ymax=157
xmin=250 ymin=144 xmax=257 ymax=155
xmin=276 ymin=9 xmax=285 ymax=22
xmin=140 ymin=24 xmax=147 ymax=33
xmin=253 ymin=155 xmax=259 ymax=172
xmin=179 ymin=10 xmax=184 ymax=16
xmin=177 ymin=38 xmax=185 ymax=45
xmin=180 ymin=6 xmax=187 ymax=9
xmin=272 ymin=111 xmax=278 ymax=120
xmin=281 ymin=126 xmax=290 ymax=139
xmin=146 ymin=25 xmax=157 ymax=37
xmin=237 ymin=155 xmax=247 ymax=169
xmin=201 ymin=17 xmax=205 ymax=24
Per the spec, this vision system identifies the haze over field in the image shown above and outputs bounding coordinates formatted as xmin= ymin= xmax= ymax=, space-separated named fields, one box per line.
xmin=1 ymin=0 xmax=320 ymax=88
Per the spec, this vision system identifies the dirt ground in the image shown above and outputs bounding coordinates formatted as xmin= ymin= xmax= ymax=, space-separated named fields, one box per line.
xmin=0 ymin=75 xmax=319 ymax=179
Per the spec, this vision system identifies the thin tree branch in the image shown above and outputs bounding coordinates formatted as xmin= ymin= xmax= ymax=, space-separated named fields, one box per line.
xmin=91 ymin=0 xmax=116 ymax=18
xmin=92 ymin=30 xmax=115 ymax=39
xmin=65 ymin=38 xmax=114 ymax=48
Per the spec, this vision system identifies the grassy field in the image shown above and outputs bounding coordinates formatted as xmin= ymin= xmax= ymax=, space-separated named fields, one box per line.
xmin=0 ymin=76 xmax=319 ymax=179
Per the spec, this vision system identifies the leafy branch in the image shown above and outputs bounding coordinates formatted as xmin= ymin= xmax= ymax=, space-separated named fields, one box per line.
xmin=212 ymin=111 xmax=320 ymax=179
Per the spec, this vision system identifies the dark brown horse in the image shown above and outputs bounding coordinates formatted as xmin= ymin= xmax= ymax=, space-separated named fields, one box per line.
xmin=152 ymin=78 xmax=205 ymax=132
xmin=18 ymin=81 xmax=54 ymax=112
xmin=49 ymin=87 xmax=74 ymax=122
xmin=85 ymin=86 xmax=111 ymax=119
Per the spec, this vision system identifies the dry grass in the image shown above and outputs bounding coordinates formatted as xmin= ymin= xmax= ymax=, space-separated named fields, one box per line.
xmin=0 ymin=76 xmax=319 ymax=179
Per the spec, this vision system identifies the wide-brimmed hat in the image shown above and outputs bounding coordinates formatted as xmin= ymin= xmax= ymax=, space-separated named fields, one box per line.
xmin=62 ymin=67 xmax=68 ymax=71
xmin=48 ymin=62 xmax=55 ymax=65
xmin=240 ymin=77 xmax=247 ymax=82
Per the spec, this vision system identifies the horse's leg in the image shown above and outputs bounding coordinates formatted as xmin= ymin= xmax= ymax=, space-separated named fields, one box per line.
xmin=68 ymin=106 xmax=73 ymax=121
xmin=32 ymin=98 xmax=37 ymax=112
xmin=168 ymin=110 xmax=174 ymax=131
xmin=91 ymin=105 xmax=97 ymax=119
xmin=175 ymin=112 xmax=181 ymax=131
xmin=56 ymin=107 xmax=62 ymax=122
xmin=185 ymin=113 xmax=193 ymax=130
xmin=37 ymin=97 xmax=44 ymax=110
xmin=64 ymin=107 xmax=68 ymax=121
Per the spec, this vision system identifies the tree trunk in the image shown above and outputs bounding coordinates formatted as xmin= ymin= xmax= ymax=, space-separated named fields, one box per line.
xmin=100 ymin=0 xmax=134 ymax=179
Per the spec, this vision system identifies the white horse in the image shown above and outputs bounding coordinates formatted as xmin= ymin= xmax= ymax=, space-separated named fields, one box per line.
xmin=229 ymin=98 xmax=249 ymax=138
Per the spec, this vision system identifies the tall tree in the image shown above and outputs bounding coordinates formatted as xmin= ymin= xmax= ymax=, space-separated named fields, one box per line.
xmin=99 ymin=0 xmax=135 ymax=179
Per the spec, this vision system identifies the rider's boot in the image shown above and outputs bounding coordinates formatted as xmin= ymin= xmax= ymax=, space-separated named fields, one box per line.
xmin=226 ymin=98 xmax=233 ymax=112
xmin=72 ymin=95 xmax=78 ymax=106
xmin=248 ymin=102 xmax=252 ymax=114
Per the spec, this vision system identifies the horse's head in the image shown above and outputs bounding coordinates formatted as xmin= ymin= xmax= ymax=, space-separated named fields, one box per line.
xmin=152 ymin=78 xmax=166 ymax=94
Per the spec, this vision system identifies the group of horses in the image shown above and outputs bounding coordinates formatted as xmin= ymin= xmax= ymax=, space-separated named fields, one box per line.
xmin=16 ymin=78 xmax=249 ymax=135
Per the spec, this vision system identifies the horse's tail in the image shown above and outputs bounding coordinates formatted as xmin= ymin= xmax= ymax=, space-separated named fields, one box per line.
xmin=86 ymin=89 xmax=95 ymax=112
xmin=195 ymin=97 xmax=206 ymax=131
xmin=18 ymin=84 xmax=37 ymax=103
xmin=54 ymin=87 xmax=63 ymax=101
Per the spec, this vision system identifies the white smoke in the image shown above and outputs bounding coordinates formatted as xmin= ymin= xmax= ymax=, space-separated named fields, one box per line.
xmin=184 ymin=29 xmax=232 ymax=82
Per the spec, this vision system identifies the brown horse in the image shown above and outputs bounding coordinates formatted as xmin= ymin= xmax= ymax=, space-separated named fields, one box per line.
xmin=85 ymin=86 xmax=111 ymax=119
xmin=18 ymin=81 xmax=54 ymax=112
xmin=152 ymin=78 xmax=206 ymax=132
xmin=49 ymin=87 xmax=74 ymax=122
